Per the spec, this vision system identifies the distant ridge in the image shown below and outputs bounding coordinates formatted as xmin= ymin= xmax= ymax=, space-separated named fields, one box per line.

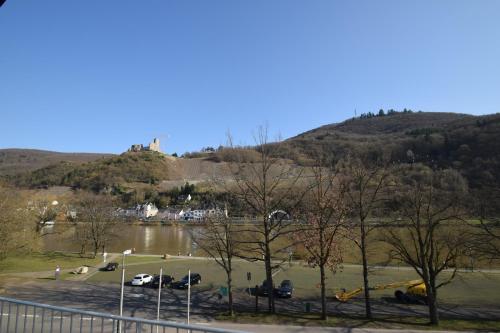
xmin=0 ymin=149 xmax=114 ymax=176
xmin=2 ymin=112 xmax=500 ymax=204
xmin=291 ymin=112 xmax=470 ymax=139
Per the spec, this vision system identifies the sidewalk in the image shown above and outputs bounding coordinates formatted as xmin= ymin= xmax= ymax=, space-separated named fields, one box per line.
xmin=203 ymin=322 xmax=475 ymax=333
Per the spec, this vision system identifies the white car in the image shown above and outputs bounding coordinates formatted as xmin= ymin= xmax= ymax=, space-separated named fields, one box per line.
xmin=131 ymin=274 xmax=153 ymax=286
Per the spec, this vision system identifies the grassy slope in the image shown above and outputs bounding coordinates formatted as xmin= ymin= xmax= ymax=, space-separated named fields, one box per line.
xmin=0 ymin=149 xmax=113 ymax=176
xmin=12 ymin=151 xmax=179 ymax=190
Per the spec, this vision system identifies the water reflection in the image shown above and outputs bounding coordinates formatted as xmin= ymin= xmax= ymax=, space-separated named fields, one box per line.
xmin=42 ymin=225 xmax=199 ymax=255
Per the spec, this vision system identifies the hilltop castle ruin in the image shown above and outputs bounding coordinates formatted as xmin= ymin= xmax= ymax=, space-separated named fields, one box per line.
xmin=128 ymin=138 xmax=161 ymax=153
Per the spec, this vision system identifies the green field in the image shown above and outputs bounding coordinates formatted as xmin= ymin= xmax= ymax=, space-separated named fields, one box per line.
xmin=2 ymin=252 xmax=499 ymax=307
xmin=0 ymin=252 xmax=102 ymax=274
xmin=88 ymin=257 xmax=500 ymax=307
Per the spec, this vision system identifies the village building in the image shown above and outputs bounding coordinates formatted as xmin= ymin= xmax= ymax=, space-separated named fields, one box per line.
xmin=116 ymin=202 xmax=159 ymax=219
xmin=157 ymin=208 xmax=185 ymax=220
xmin=138 ymin=202 xmax=159 ymax=218
xmin=182 ymin=207 xmax=227 ymax=221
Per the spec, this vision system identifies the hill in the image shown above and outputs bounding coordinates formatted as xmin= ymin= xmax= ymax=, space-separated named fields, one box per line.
xmin=4 ymin=111 xmax=500 ymax=208
xmin=8 ymin=150 xmax=238 ymax=193
xmin=293 ymin=111 xmax=470 ymax=137
xmin=11 ymin=151 xmax=176 ymax=192
xmin=285 ymin=111 xmax=500 ymax=197
xmin=0 ymin=149 xmax=113 ymax=176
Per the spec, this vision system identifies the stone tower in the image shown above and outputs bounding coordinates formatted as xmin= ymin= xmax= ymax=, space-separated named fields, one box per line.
xmin=148 ymin=138 xmax=161 ymax=152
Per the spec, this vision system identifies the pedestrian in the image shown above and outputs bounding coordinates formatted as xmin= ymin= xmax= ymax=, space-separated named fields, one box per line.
xmin=55 ymin=265 xmax=61 ymax=280
xmin=217 ymin=292 xmax=223 ymax=304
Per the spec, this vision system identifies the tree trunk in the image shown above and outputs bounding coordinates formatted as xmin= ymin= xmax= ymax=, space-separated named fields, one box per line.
xmin=320 ymin=264 xmax=327 ymax=320
xmin=79 ymin=244 xmax=86 ymax=257
xmin=360 ymin=229 xmax=372 ymax=319
xmin=92 ymin=243 xmax=98 ymax=259
xmin=227 ymin=270 xmax=234 ymax=316
xmin=425 ymin=278 xmax=439 ymax=325
xmin=427 ymin=289 xmax=439 ymax=325
xmin=264 ymin=246 xmax=275 ymax=313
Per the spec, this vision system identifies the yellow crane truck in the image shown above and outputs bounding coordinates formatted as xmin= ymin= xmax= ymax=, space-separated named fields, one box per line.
xmin=335 ymin=279 xmax=427 ymax=304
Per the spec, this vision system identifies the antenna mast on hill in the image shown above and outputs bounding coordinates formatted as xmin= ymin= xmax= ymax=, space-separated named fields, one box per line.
xmin=354 ymin=109 xmax=357 ymax=117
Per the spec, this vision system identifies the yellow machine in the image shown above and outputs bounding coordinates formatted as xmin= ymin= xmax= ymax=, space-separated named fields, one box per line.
xmin=335 ymin=279 xmax=427 ymax=303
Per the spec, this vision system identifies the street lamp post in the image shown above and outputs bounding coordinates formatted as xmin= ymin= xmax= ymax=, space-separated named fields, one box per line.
xmin=187 ymin=270 xmax=191 ymax=325
xmin=119 ymin=249 xmax=132 ymax=333
xmin=156 ymin=268 xmax=163 ymax=333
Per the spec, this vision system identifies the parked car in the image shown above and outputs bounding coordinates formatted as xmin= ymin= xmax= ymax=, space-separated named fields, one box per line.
xmin=103 ymin=262 xmax=118 ymax=271
xmin=131 ymin=274 xmax=153 ymax=286
xmin=259 ymin=279 xmax=274 ymax=296
xmin=151 ymin=274 xmax=174 ymax=288
xmin=173 ymin=273 xmax=201 ymax=289
xmin=276 ymin=280 xmax=293 ymax=298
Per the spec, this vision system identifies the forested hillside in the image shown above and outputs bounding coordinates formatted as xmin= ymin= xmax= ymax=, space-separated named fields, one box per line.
xmin=4 ymin=111 xmax=500 ymax=208
xmin=285 ymin=111 xmax=500 ymax=199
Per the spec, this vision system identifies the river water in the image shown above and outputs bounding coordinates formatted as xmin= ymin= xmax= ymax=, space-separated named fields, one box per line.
xmin=41 ymin=225 xmax=199 ymax=255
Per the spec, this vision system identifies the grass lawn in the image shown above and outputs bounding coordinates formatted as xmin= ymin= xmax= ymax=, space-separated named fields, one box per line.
xmin=0 ymin=252 xmax=102 ymax=274
xmin=88 ymin=258 xmax=500 ymax=307
xmin=216 ymin=312 xmax=500 ymax=331
xmin=118 ymin=255 xmax=165 ymax=265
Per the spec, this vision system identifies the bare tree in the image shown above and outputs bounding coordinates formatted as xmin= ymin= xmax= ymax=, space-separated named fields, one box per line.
xmin=383 ymin=165 xmax=468 ymax=325
xmin=294 ymin=165 xmax=350 ymax=320
xmin=30 ymin=197 xmax=59 ymax=233
xmin=226 ymin=126 xmax=307 ymax=313
xmin=74 ymin=220 xmax=91 ymax=256
xmin=340 ymin=157 xmax=392 ymax=319
xmin=473 ymin=218 xmax=500 ymax=260
xmin=466 ymin=187 xmax=500 ymax=261
xmin=0 ymin=187 xmax=34 ymax=261
xmin=75 ymin=194 xmax=117 ymax=258
xmin=190 ymin=208 xmax=238 ymax=316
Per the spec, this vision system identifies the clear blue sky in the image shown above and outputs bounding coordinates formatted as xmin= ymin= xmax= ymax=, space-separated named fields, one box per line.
xmin=1 ymin=1 xmax=499 ymax=154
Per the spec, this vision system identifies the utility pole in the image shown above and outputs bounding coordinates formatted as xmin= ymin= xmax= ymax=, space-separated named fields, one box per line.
xmin=156 ymin=268 xmax=163 ymax=333
xmin=187 ymin=270 xmax=191 ymax=325
xmin=119 ymin=249 xmax=132 ymax=333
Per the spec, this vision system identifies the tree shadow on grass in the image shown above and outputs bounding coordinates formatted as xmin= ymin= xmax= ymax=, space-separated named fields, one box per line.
xmin=222 ymin=310 xmax=434 ymax=329
xmin=31 ymin=251 xmax=95 ymax=260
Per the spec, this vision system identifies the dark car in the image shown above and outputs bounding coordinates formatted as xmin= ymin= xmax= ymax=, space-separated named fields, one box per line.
xmin=151 ymin=274 xmax=174 ymax=288
xmin=276 ymin=280 xmax=293 ymax=298
xmin=173 ymin=273 xmax=201 ymax=289
xmin=259 ymin=279 xmax=274 ymax=296
xmin=103 ymin=262 xmax=118 ymax=271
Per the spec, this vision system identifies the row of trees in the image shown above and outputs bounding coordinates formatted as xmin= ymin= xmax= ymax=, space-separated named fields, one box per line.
xmin=191 ymin=127 xmax=499 ymax=326
xmin=358 ymin=108 xmax=417 ymax=119
xmin=0 ymin=188 xmax=118 ymax=261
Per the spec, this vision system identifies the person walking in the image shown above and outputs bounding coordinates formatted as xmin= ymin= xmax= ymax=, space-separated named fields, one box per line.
xmin=55 ymin=265 xmax=61 ymax=280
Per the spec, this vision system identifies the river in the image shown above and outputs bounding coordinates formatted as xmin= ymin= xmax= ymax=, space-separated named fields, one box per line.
xmin=41 ymin=224 xmax=200 ymax=255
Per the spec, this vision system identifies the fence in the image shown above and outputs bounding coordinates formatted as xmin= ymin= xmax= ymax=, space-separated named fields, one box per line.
xmin=0 ymin=296 xmax=247 ymax=333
